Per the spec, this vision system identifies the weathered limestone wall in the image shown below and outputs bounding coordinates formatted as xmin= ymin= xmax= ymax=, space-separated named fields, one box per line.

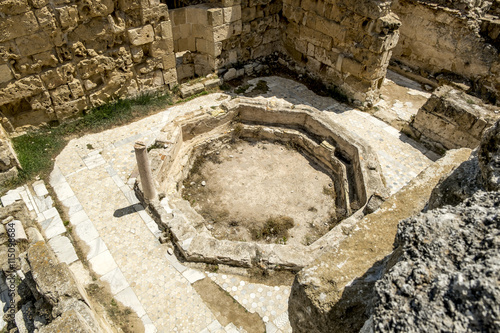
xmin=281 ymin=0 xmax=401 ymax=103
xmin=0 ymin=0 xmax=406 ymax=131
xmin=170 ymin=4 xmax=222 ymax=81
xmin=238 ymin=0 xmax=283 ymax=61
xmin=392 ymin=0 xmax=500 ymax=102
xmin=0 ymin=0 xmax=177 ymax=132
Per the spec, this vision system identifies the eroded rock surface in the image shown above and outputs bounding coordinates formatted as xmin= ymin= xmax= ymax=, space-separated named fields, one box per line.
xmin=372 ymin=190 xmax=500 ymax=332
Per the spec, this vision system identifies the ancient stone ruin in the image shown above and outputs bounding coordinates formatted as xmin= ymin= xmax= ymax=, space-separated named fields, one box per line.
xmin=0 ymin=0 xmax=500 ymax=332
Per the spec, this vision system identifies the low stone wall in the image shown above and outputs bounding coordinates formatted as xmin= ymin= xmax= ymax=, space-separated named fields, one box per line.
xmin=137 ymin=97 xmax=388 ymax=270
xmin=287 ymin=148 xmax=472 ymax=333
xmin=0 ymin=0 xmax=177 ymax=132
xmin=404 ymin=85 xmax=500 ymax=153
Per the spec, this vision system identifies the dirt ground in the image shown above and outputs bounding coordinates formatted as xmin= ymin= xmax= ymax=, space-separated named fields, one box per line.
xmin=182 ymin=140 xmax=338 ymax=246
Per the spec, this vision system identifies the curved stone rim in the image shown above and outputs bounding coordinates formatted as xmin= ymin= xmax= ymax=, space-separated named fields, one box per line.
xmin=136 ymin=97 xmax=389 ymax=271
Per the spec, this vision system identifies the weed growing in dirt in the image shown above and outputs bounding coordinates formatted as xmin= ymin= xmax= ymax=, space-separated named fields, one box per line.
xmin=251 ymin=215 xmax=295 ymax=241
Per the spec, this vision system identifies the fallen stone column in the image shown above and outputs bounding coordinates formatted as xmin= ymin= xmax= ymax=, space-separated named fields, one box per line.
xmin=134 ymin=141 xmax=157 ymax=201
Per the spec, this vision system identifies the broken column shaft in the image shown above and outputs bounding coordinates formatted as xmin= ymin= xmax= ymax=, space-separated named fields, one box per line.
xmin=134 ymin=141 xmax=157 ymax=201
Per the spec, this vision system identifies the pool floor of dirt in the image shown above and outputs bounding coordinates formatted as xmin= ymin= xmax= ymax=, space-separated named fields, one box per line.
xmin=182 ymin=140 xmax=338 ymax=246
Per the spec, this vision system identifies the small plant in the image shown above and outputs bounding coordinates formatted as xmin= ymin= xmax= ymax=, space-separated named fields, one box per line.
xmin=219 ymin=82 xmax=231 ymax=91
xmin=466 ymin=99 xmax=476 ymax=105
xmin=63 ymin=220 xmax=70 ymax=226
xmin=147 ymin=142 xmax=167 ymax=152
xmin=254 ymin=80 xmax=269 ymax=93
xmin=232 ymin=123 xmax=244 ymax=141
xmin=323 ymin=185 xmax=336 ymax=199
xmin=251 ymin=216 xmax=295 ymax=241
xmin=207 ymin=264 xmax=219 ymax=272
xmin=86 ymin=143 xmax=94 ymax=150
xmin=235 ymin=84 xmax=251 ymax=94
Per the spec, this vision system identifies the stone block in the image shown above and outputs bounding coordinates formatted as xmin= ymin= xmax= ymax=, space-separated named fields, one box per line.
xmin=48 ymin=235 xmax=78 ymax=265
xmin=223 ymin=5 xmax=242 ymax=23
xmin=409 ymin=86 xmax=500 ymax=151
xmin=54 ymin=98 xmax=87 ymax=120
xmin=342 ymin=57 xmax=364 ymax=77
xmin=35 ymin=6 xmax=57 ymax=31
xmin=177 ymin=38 xmax=196 ymax=52
xmin=160 ymin=20 xmax=173 ymax=40
xmin=208 ymin=8 xmax=224 ymax=26
xmin=16 ymin=32 xmax=53 ymax=56
xmin=172 ymin=8 xmax=186 ymax=25
xmin=223 ymin=67 xmax=237 ymax=81
xmin=180 ymin=82 xmax=205 ymax=98
xmin=192 ymin=24 xmax=207 ymax=39
xmin=0 ymin=75 xmax=45 ymax=106
xmin=189 ymin=7 xmax=208 ymax=26
xmin=176 ymin=64 xmax=194 ymax=81
xmin=0 ymin=0 xmax=30 ymax=15
xmin=68 ymin=79 xmax=84 ymax=98
xmin=314 ymin=15 xmax=345 ymax=44
xmin=150 ymin=39 xmax=174 ymax=57
xmin=38 ymin=309 xmax=94 ymax=333
xmin=162 ymin=53 xmax=176 ymax=70
xmin=27 ymin=241 xmax=88 ymax=306
xmin=55 ymin=5 xmax=79 ymax=30
xmin=0 ymin=11 xmax=39 ymax=43
xmin=179 ymin=24 xmax=191 ymax=39
xmin=204 ymin=78 xmax=221 ymax=90
xmin=127 ymin=25 xmax=155 ymax=46
xmin=41 ymin=63 xmax=75 ymax=90
xmin=31 ymin=0 xmax=48 ymax=8
xmin=163 ymin=68 xmax=177 ymax=86
xmin=299 ymin=25 xmax=332 ymax=50
xmin=0 ymin=64 xmax=13 ymax=83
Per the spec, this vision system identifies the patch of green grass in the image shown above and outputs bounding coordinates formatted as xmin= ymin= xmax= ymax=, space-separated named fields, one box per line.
xmin=219 ymin=82 xmax=231 ymax=91
xmin=174 ymin=90 xmax=209 ymax=104
xmin=8 ymin=91 xmax=173 ymax=188
xmin=235 ymin=84 xmax=251 ymax=94
xmin=251 ymin=216 xmax=295 ymax=241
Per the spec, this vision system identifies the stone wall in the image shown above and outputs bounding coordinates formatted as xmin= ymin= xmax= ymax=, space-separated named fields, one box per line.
xmin=281 ymin=0 xmax=401 ymax=103
xmin=392 ymin=0 xmax=500 ymax=103
xmin=0 ymin=0 xmax=177 ymax=132
xmin=238 ymin=0 xmax=282 ymax=61
xmin=0 ymin=0 xmax=406 ymax=131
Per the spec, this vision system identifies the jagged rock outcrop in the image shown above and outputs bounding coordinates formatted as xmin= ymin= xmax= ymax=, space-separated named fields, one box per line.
xmin=372 ymin=190 xmax=500 ymax=332
xmin=369 ymin=119 xmax=500 ymax=332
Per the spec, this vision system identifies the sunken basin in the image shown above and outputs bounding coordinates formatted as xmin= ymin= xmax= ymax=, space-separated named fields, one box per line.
xmin=136 ymin=97 xmax=388 ymax=271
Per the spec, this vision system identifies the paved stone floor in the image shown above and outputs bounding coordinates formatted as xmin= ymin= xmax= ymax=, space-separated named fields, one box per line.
xmin=2 ymin=76 xmax=435 ymax=332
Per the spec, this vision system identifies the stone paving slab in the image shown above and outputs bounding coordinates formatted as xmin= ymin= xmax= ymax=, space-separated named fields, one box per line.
xmin=48 ymin=235 xmax=78 ymax=265
xmin=208 ymin=273 xmax=292 ymax=332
